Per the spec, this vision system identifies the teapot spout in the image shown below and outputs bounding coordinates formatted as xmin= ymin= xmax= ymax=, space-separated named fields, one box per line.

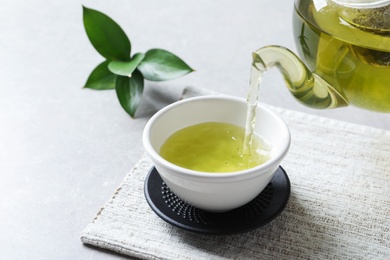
xmin=253 ymin=45 xmax=348 ymax=109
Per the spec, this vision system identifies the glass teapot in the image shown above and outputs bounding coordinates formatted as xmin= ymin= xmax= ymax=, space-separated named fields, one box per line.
xmin=253 ymin=0 xmax=389 ymax=112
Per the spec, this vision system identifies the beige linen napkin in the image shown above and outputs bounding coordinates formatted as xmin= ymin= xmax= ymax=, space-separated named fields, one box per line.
xmin=81 ymin=89 xmax=390 ymax=259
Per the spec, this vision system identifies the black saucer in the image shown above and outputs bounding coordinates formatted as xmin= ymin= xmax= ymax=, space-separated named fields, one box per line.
xmin=144 ymin=166 xmax=290 ymax=235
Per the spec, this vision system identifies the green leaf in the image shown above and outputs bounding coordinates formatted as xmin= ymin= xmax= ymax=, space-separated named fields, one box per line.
xmin=108 ymin=53 xmax=145 ymax=77
xmin=83 ymin=6 xmax=131 ymax=61
xmin=84 ymin=60 xmax=115 ymax=90
xmin=115 ymin=70 xmax=144 ymax=118
xmin=137 ymin=49 xmax=194 ymax=81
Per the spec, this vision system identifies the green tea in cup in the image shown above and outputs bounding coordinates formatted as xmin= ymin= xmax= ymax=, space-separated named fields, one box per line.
xmin=159 ymin=122 xmax=271 ymax=173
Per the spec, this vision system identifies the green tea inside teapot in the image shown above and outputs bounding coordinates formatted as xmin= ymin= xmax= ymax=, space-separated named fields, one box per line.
xmin=253 ymin=0 xmax=390 ymax=112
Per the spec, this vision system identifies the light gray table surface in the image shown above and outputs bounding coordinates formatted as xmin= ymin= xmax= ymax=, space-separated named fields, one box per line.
xmin=1 ymin=0 xmax=389 ymax=259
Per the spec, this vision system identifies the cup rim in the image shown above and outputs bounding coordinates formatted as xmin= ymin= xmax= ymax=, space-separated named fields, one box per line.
xmin=143 ymin=96 xmax=290 ymax=180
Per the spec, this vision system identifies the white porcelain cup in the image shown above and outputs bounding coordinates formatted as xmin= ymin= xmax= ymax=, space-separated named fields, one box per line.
xmin=143 ymin=96 xmax=290 ymax=212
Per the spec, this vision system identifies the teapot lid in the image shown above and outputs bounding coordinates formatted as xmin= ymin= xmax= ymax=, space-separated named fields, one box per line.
xmin=332 ymin=0 xmax=390 ymax=8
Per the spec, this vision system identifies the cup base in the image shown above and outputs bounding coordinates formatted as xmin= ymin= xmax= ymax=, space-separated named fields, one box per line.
xmin=144 ymin=166 xmax=291 ymax=235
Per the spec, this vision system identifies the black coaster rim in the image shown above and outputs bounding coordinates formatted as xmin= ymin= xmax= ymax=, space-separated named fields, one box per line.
xmin=144 ymin=166 xmax=290 ymax=235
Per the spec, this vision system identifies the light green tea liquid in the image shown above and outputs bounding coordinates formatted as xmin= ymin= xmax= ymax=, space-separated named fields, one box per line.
xmin=293 ymin=0 xmax=390 ymax=112
xmin=159 ymin=122 xmax=271 ymax=173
